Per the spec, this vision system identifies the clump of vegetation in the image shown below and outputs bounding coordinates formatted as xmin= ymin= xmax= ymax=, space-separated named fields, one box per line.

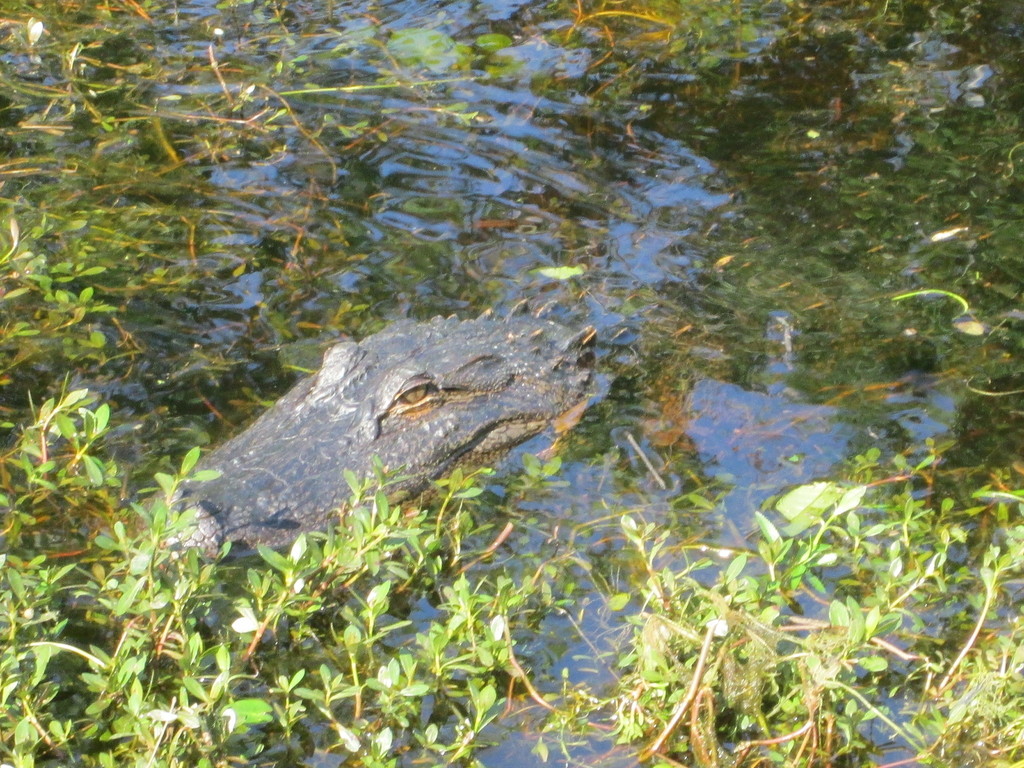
xmin=1 ymin=390 xmax=541 ymax=767
xmin=540 ymin=447 xmax=1024 ymax=767
xmin=4 ymin=388 xmax=1024 ymax=767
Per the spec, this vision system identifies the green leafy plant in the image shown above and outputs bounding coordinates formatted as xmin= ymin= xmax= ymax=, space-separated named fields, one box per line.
xmin=0 ymin=392 xmax=563 ymax=767
xmin=553 ymin=445 xmax=1024 ymax=766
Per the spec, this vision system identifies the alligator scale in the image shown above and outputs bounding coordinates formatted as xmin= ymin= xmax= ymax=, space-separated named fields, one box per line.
xmin=174 ymin=315 xmax=595 ymax=552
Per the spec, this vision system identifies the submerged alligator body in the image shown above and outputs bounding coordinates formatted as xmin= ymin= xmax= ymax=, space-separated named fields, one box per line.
xmin=174 ymin=315 xmax=595 ymax=552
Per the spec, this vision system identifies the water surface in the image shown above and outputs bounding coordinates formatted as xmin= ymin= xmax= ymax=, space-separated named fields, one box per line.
xmin=2 ymin=0 xmax=1023 ymax=763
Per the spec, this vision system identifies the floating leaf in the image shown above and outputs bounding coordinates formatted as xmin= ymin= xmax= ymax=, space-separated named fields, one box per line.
xmin=387 ymin=28 xmax=469 ymax=71
xmin=952 ymin=314 xmax=987 ymax=336
xmin=476 ymin=33 xmax=512 ymax=53
xmin=532 ymin=265 xmax=585 ymax=280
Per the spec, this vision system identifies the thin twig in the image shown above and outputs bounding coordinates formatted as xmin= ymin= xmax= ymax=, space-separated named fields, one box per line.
xmin=937 ymin=573 xmax=996 ymax=694
xmin=459 ymin=522 xmax=514 ymax=573
xmin=641 ymin=620 xmax=718 ymax=759
xmin=625 ymin=431 xmax=667 ymax=490
xmin=503 ymin=623 xmax=556 ymax=713
xmin=207 ymin=45 xmax=235 ymax=107
xmin=737 ymin=717 xmax=814 ymax=749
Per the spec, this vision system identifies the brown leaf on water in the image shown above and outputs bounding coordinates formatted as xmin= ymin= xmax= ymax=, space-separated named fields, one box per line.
xmin=553 ymin=398 xmax=590 ymax=434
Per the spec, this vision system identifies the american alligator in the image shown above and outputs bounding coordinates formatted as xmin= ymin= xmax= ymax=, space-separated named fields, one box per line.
xmin=173 ymin=314 xmax=595 ymax=553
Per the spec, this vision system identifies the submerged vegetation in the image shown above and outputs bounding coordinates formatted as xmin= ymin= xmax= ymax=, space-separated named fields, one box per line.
xmin=2 ymin=0 xmax=1024 ymax=766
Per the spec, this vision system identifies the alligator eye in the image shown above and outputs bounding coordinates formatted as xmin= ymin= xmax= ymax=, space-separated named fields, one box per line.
xmin=394 ymin=380 xmax=438 ymax=408
xmin=398 ymin=384 xmax=431 ymax=405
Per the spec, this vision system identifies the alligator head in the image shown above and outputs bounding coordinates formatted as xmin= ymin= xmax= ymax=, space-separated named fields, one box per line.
xmin=173 ymin=314 xmax=595 ymax=553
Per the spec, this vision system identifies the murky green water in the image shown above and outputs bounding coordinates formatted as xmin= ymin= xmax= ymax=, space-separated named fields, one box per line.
xmin=3 ymin=0 xmax=1023 ymax=764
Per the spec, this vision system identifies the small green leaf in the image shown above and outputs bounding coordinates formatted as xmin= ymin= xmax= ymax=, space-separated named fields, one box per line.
xmin=387 ymin=28 xmax=468 ymax=71
xmin=53 ymin=414 xmax=77 ymax=439
xmin=834 ymin=485 xmax=867 ymax=516
xmin=343 ymin=625 xmax=362 ymax=647
xmin=92 ymin=403 xmax=110 ymax=434
xmin=401 ymin=683 xmax=431 ymax=697
xmin=474 ymin=683 xmax=497 ymax=713
xmin=754 ymin=511 xmax=781 ymax=543
xmin=608 ymin=592 xmax=631 ymax=611
xmin=83 ymin=454 xmax=105 ymax=486
xmin=374 ymin=727 xmax=394 ymax=753
xmin=128 ymin=552 xmax=152 ymax=575
xmin=476 ymin=33 xmax=512 ymax=53
xmin=61 ymin=389 xmax=91 ymax=409
xmin=337 ymin=724 xmax=361 ymax=751
xmin=216 ymin=644 xmax=231 ymax=673
xmin=366 ymin=581 xmax=392 ymax=608
xmin=190 ymin=469 xmax=222 ymax=482
xmin=724 ymin=553 xmax=747 ymax=584
xmin=776 ymin=481 xmax=851 ymax=535
xmin=857 ymin=655 xmax=888 ymax=672
xmin=531 ymin=265 xmax=585 ymax=280
xmin=289 ymin=534 xmax=307 ymax=563
xmin=828 ymin=599 xmax=850 ymax=627
xmin=224 ymin=698 xmax=274 ymax=732
xmin=258 ymin=545 xmax=292 ymax=573
xmin=180 ymin=446 xmax=202 ymax=476
xmin=535 ymin=738 xmax=549 ymax=762
xmin=181 ymin=676 xmax=209 ymax=702
xmin=864 ymin=605 xmax=881 ymax=638
xmin=154 ymin=472 xmax=176 ymax=498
